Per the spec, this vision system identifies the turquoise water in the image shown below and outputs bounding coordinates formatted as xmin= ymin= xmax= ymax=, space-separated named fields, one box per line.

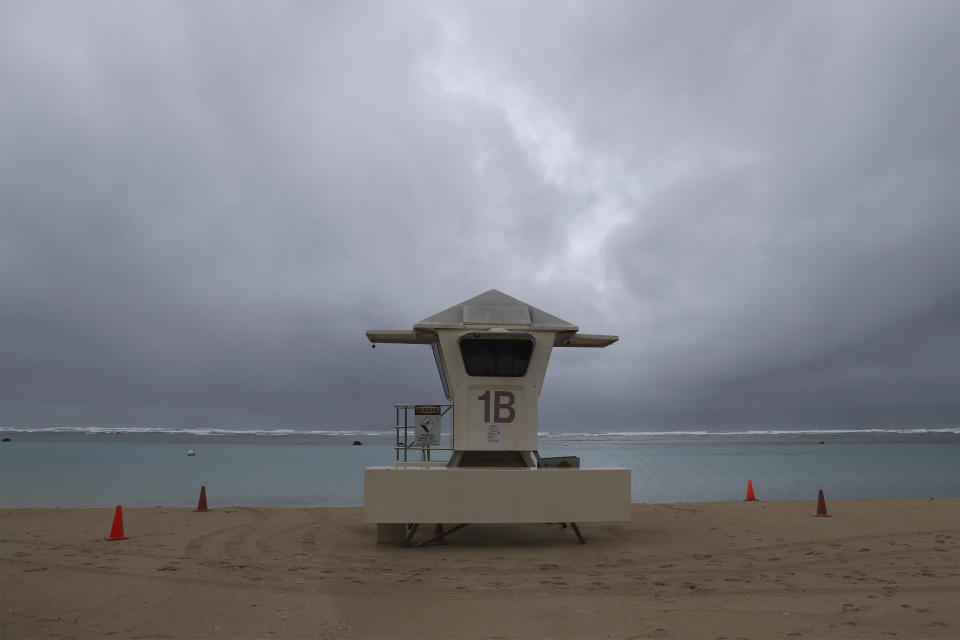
xmin=559 ymin=441 xmax=959 ymax=503
xmin=0 ymin=442 xmax=389 ymax=507
xmin=1 ymin=437 xmax=956 ymax=506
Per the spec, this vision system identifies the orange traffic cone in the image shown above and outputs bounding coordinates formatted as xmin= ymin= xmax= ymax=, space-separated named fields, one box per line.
xmin=815 ymin=489 xmax=830 ymax=517
xmin=745 ymin=480 xmax=758 ymax=501
xmin=194 ymin=486 xmax=210 ymax=512
xmin=104 ymin=505 xmax=129 ymax=540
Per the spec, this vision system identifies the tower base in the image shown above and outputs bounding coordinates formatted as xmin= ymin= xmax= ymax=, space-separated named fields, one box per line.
xmin=364 ymin=466 xmax=631 ymax=524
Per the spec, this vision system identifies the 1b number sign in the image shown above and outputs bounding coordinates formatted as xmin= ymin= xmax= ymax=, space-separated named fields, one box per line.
xmin=477 ymin=390 xmax=516 ymax=423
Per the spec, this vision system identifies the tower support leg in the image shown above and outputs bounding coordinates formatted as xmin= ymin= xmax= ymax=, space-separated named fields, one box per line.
xmin=569 ymin=522 xmax=586 ymax=544
xmin=414 ymin=523 xmax=470 ymax=547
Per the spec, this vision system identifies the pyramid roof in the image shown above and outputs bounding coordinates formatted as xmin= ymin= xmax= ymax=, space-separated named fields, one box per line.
xmin=413 ymin=289 xmax=578 ymax=331
xmin=365 ymin=289 xmax=617 ymax=347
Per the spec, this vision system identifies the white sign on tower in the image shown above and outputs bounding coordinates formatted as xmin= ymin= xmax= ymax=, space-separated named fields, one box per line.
xmin=413 ymin=405 xmax=441 ymax=447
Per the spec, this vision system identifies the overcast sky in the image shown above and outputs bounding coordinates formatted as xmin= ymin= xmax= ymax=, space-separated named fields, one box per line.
xmin=1 ymin=1 xmax=957 ymax=432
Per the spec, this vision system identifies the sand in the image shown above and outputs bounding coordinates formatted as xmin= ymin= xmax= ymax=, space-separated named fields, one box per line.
xmin=1 ymin=498 xmax=957 ymax=639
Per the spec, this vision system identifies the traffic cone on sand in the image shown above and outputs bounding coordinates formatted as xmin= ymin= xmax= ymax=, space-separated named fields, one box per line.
xmin=815 ymin=489 xmax=830 ymax=517
xmin=745 ymin=480 xmax=758 ymax=502
xmin=194 ymin=485 xmax=210 ymax=512
xmin=104 ymin=505 xmax=129 ymax=540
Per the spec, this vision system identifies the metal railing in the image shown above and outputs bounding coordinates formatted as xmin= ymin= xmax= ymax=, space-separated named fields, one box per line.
xmin=393 ymin=403 xmax=454 ymax=462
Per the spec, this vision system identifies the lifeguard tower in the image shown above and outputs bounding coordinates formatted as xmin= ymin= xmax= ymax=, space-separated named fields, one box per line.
xmin=364 ymin=289 xmax=630 ymax=545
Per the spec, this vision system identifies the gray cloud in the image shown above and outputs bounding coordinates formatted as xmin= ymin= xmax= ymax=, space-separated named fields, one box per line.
xmin=1 ymin=1 xmax=956 ymax=430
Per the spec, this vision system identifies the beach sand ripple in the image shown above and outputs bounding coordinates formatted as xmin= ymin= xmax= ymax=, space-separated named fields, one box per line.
xmin=1 ymin=499 xmax=957 ymax=638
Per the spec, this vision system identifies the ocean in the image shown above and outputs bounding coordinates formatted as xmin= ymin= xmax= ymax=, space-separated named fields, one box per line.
xmin=0 ymin=427 xmax=956 ymax=507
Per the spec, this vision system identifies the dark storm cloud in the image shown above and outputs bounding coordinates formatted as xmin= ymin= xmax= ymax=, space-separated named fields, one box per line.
xmin=1 ymin=1 xmax=956 ymax=430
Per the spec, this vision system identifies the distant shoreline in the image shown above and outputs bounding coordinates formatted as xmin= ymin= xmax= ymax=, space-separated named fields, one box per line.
xmin=1 ymin=426 xmax=957 ymax=447
xmin=1 ymin=496 xmax=957 ymax=509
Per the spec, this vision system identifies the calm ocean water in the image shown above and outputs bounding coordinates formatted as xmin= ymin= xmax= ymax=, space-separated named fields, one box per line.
xmin=0 ymin=427 xmax=956 ymax=507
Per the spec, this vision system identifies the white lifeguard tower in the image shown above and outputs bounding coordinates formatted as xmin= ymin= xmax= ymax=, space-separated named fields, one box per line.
xmin=364 ymin=289 xmax=630 ymax=545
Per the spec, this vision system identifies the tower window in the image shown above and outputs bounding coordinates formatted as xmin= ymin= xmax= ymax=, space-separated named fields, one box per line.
xmin=459 ymin=338 xmax=533 ymax=377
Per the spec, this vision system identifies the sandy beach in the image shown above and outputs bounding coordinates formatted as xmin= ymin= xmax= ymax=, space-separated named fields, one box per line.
xmin=1 ymin=499 xmax=957 ymax=639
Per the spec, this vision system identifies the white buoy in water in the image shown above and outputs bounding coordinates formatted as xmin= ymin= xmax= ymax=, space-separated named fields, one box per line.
xmin=187 ymin=449 xmax=197 ymax=456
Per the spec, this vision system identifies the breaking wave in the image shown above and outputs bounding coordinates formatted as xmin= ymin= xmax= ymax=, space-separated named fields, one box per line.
xmin=0 ymin=426 xmax=387 ymax=438
xmin=538 ymin=428 xmax=959 ymax=438
xmin=1 ymin=425 xmax=955 ymax=443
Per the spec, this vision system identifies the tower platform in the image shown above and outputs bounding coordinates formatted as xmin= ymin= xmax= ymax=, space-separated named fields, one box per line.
xmin=364 ymin=466 xmax=630 ymax=524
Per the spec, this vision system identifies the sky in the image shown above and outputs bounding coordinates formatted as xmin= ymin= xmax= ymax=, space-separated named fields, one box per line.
xmin=1 ymin=0 xmax=957 ymax=432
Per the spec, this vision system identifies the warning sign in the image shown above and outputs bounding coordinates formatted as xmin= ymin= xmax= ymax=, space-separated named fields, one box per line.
xmin=414 ymin=410 xmax=441 ymax=446
xmin=414 ymin=405 xmax=442 ymax=415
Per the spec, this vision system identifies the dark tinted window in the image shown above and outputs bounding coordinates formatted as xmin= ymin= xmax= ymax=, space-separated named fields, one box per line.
xmin=460 ymin=338 xmax=533 ymax=377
